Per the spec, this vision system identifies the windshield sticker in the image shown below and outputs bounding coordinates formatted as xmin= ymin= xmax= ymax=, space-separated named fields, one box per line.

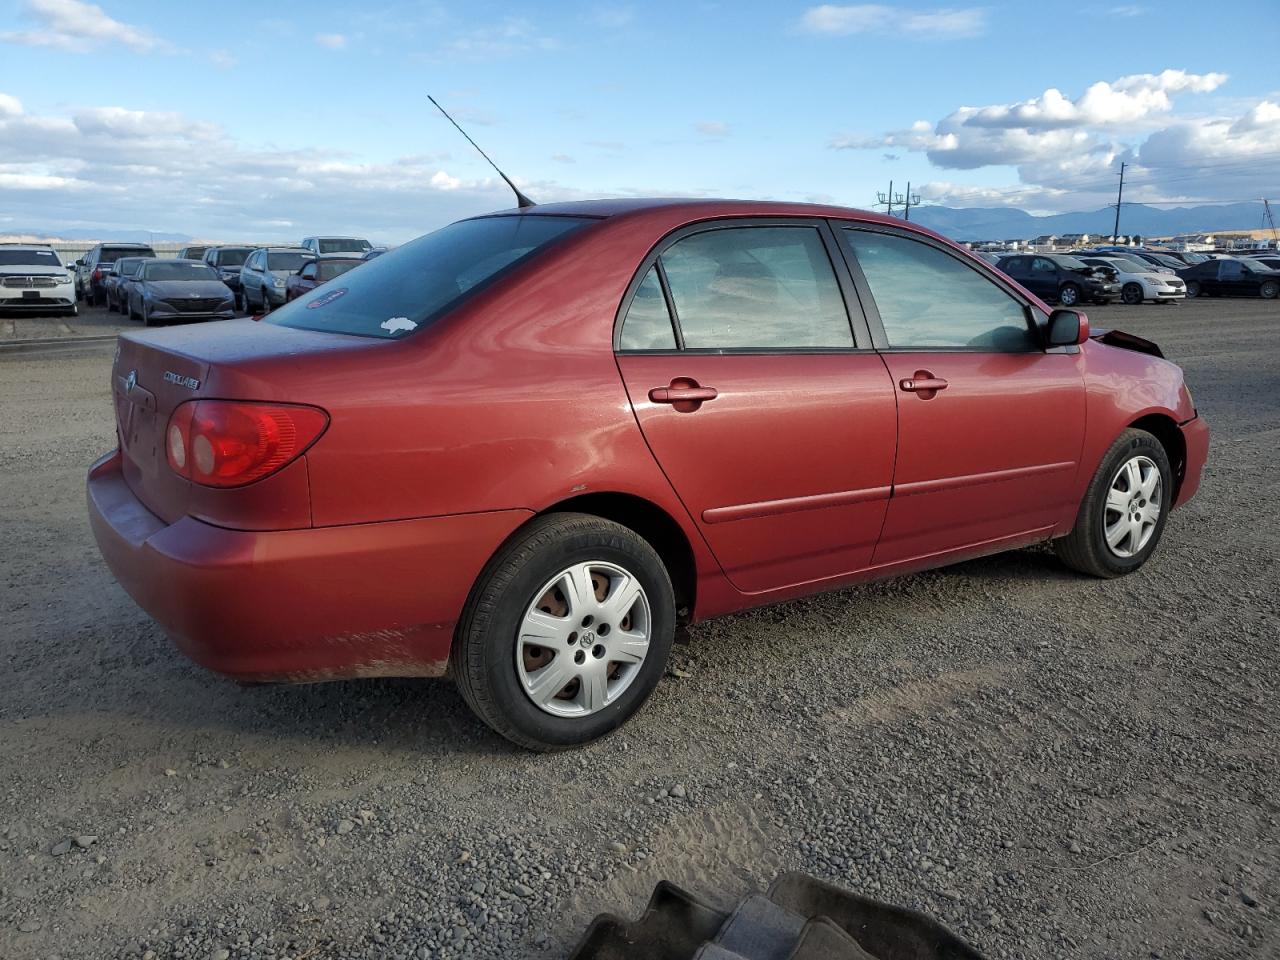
xmin=381 ymin=316 xmax=418 ymax=335
xmin=306 ymin=287 xmax=348 ymax=310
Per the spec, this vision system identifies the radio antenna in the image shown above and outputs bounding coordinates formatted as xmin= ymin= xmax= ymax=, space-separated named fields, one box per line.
xmin=428 ymin=95 xmax=535 ymax=209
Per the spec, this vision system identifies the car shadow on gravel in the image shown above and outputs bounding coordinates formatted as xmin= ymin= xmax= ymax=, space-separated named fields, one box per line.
xmin=932 ymin=544 xmax=1081 ymax=583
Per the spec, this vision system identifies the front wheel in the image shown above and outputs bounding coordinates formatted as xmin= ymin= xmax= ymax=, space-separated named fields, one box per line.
xmin=1058 ymin=282 xmax=1081 ymax=306
xmin=1122 ymin=282 xmax=1144 ymax=305
xmin=1261 ymin=280 xmax=1279 ymax=299
xmin=1054 ymin=429 xmax=1172 ymax=578
xmin=452 ymin=513 xmax=676 ymax=751
xmin=1186 ymin=280 xmax=1201 ymax=298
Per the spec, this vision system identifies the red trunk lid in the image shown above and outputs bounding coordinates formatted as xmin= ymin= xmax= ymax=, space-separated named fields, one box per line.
xmin=110 ymin=319 xmax=382 ymax=523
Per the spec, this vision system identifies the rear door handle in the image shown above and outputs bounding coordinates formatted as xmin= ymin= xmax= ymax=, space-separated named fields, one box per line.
xmin=649 ymin=385 xmax=718 ymax=403
xmin=899 ymin=377 xmax=949 ymax=393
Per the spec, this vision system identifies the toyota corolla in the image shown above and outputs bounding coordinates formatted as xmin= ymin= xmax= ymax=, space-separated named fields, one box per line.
xmin=87 ymin=199 xmax=1209 ymax=750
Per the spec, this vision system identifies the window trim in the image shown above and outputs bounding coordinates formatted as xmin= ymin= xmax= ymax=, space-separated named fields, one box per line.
xmin=612 ymin=216 xmax=876 ymax=355
xmin=832 ymin=222 xmax=1053 ymax=355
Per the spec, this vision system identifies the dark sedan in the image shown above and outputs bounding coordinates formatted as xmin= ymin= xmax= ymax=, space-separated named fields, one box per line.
xmin=284 ymin=257 xmax=363 ymax=302
xmin=996 ymin=254 xmax=1120 ymax=306
xmin=1179 ymin=258 xmax=1280 ymax=299
xmin=125 ymin=259 xmax=236 ymax=326
xmin=104 ymin=257 xmax=149 ymax=313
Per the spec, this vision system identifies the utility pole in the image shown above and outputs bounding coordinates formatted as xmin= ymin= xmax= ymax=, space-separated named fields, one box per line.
xmin=1112 ymin=162 xmax=1126 ymax=242
xmin=901 ymin=183 xmax=921 ymax=221
xmin=1263 ymin=198 xmax=1278 ymax=246
xmin=876 ymin=180 xmax=894 ymax=217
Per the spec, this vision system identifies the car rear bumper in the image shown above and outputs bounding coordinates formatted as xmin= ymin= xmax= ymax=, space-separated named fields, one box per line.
xmin=1174 ymin=415 xmax=1209 ymax=508
xmin=87 ymin=449 xmax=532 ymax=682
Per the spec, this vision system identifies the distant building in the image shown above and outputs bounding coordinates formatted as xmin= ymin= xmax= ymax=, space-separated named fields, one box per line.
xmin=1030 ymin=234 xmax=1058 ymax=250
xmin=1058 ymin=233 xmax=1091 ymax=247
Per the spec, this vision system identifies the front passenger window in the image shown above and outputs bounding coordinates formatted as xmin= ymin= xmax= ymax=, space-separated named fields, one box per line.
xmin=844 ymin=230 xmax=1038 ymax=352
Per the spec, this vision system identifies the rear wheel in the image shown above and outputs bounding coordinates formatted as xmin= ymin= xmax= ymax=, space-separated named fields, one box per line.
xmin=1054 ymin=428 xmax=1171 ymax=578
xmin=1058 ymin=282 xmax=1081 ymax=306
xmin=1122 ymin=282 xmax=1144 ymax=305
xmin=1261 ymin=280 xmax=1279 ymax=299
xmin=452 ymin=513 xmax=676 ymax=751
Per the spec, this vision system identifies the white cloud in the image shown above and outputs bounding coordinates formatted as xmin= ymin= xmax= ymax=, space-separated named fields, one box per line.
xmin=589 ymin=5 xmax=634 ymax=28
xmin=208 ymin=49 xmax=236 ymax=70
xmin=430 ymin=17 xmax=557 ymax=60
xmin=831 ymin=70 xmax=1279 ymax=211
xmin=0 ymin=0 xmax=163 ymax=53
xmin=1109 ymin=4 xmax=1146 ymax=15
xmin=695 ymin=121 xmax=730 ymax=138
xmin=798 ymin=4 xmax=987 ymax=38
xmin=0 ymin=97 xmax=592 ymax=241
xmin=551 ymin=153 xmax=575 ymax=164
xmin=314 ymin=32 xmax=347 ymax=50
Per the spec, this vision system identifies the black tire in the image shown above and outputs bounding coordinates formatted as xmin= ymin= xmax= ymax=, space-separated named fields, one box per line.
xmin=141 ymin=302 xmax=153 ymax=327
xmin=1058 ymin=282 xmax=1081 ymax=306
xmin=452 ymin=512 xmax=676 ymax=751
xmin=1053 ymin=428 xmax=1172 ymax=578
xmin=1261 ymin=280 xmax=1279 ymax=300
xmin=1121 ymin=282 xmax=1144 ymax=305
xmin=1186 ymin=280 xmax=1201 ymax=298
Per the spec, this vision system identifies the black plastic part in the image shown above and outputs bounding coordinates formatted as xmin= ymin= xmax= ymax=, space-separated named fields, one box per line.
xmin=1089 ymin=328 xmax=1164 ymax=358
xmin=568 ymin=881 xmax=728 ymax=960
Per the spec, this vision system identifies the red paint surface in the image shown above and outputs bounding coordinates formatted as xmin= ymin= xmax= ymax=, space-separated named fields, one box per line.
xmin=88 ymin=198 xmax=1209 ymax=681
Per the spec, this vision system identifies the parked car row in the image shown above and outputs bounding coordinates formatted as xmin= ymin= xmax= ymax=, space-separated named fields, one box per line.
xmin=990 ymin=246 xmax=1280 ymax=305
xmin=70 ymin=236 xmax=380 ymax=306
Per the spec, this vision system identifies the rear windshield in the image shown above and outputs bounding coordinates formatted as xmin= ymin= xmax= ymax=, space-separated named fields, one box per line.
xmin=317 ymin=260 xmax=360 ymax=281
xmin=117 ymin=258 xmax=146 ymax=275
xmin=268 ymin=215 xmax=596 ymax=339
xmin=213 ymin=248 xmax=252 ymax=266
xmin=318 ymin=238 xmax=371 ymax=254
xmin=101 ymin=247 xmax=155 ymax=263
xmin=141 ymin=261 xmax=219 ymax=281
xmin=0 ymin=249 xmax=62 ymax=267
xmin=267 ymin=252 xmax=313 ymax=271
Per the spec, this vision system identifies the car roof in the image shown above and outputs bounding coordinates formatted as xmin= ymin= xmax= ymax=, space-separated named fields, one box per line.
xmin=258 ymin=246 xmax=313 ymax=252
xmin=475 ymin=197 xmax=971 ymax=249
xmin=99 ymin=242 xmax=154 ymax=248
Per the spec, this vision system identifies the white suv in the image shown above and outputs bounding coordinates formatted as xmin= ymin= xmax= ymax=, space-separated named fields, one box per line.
xmin=300 ymin=236 xmax=373 ymax=257
xmin=0 ymin=244 xmax=77 ymax=317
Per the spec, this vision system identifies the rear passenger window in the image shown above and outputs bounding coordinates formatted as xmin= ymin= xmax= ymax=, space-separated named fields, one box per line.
xmin=660 ymin=227 xmax=853 ymax=350
xmin=619 ymin=267 xmax=677 ymax=350
xmin=844 ymin=230 xmax=1037 ymax=352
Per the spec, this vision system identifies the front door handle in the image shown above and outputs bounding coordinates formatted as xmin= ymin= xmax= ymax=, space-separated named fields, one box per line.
xmin=899 ymin=377 xmax=949 ymax=392
xmin=899 ymin=370 xmax=948 ymax=400
xmin=649 ymin=386 xmax=719 ymax=403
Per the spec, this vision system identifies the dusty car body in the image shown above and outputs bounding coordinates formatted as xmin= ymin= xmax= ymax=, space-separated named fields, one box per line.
xmin=88 ymin=199 xmax=1209 ymax=749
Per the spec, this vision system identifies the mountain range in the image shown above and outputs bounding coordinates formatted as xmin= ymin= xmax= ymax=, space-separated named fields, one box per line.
xmin=2 ymin=202 xmax=1273 ymax=245
xmin=908 ymin=202 xmax=1271 ymax=242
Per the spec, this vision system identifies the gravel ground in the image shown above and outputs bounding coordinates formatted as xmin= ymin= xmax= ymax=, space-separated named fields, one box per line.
xmin=1 ymin=299 xmax=1276 ymax=960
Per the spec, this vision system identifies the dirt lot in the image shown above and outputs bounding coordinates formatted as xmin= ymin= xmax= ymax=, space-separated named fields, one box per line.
xmin=0 ymin=300 xmax=1276 ymax=960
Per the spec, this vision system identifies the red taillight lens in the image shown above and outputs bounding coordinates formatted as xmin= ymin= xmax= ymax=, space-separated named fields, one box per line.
xmin=92 ymin=268 xmax=103 ymax=281
xmin=165 ymin=400 xmax=328 ymax=488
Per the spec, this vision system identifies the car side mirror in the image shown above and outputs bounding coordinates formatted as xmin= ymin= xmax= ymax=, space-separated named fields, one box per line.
xmin=1047 ymin=309 xmax=1089 ymax=347
xmin=75 ymin=259 xmax=84 ymax=266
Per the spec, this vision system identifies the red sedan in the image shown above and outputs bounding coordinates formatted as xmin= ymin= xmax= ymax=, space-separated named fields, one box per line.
xmin=88 ymin=199 xmax=1209 ymax=750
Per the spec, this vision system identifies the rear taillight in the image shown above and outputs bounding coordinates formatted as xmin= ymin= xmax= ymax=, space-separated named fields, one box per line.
xmin=165 ymin=400 xmax=328 ymax=488
xmin=92 ymin=268 xmax=103 ymax=281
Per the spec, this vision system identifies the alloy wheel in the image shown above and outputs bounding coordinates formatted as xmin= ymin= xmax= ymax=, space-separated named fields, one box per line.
xmin=515 ymin=561 xmax=651 ymax=718
xmin=1102 ymin=455 xmax=1162 ymax=558
xmin=1059 ymin=284 xmax=1079 ymax=306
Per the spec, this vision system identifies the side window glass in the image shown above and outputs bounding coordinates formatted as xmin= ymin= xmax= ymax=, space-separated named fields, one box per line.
xmin=1220 ymin=260 xmax=1242 ymax=280
xmin=844 ymin=230 xmax=1038 ymax=352
xmin=660 ymin=226 xmax=852 ymax=349
xmin=1032 ymin=257 xmax=1054 ymax=273
xmin=619 ymin=267 xmax=677 ymax=350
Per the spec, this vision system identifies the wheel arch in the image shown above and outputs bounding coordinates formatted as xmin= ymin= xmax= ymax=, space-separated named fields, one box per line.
xmin=1128 ymin=412 xmax=1187 ymax=500
xmin=539 ymin=492 xmax=697 ymax=622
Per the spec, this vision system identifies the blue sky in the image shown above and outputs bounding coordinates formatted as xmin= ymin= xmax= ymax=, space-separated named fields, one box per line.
xmin=1 ymin=0 xmax=1278 ymax=242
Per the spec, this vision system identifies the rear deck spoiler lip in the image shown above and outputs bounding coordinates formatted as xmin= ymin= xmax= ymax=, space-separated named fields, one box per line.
xmin=1088 ymin=328 xmax=1164 ymax=359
